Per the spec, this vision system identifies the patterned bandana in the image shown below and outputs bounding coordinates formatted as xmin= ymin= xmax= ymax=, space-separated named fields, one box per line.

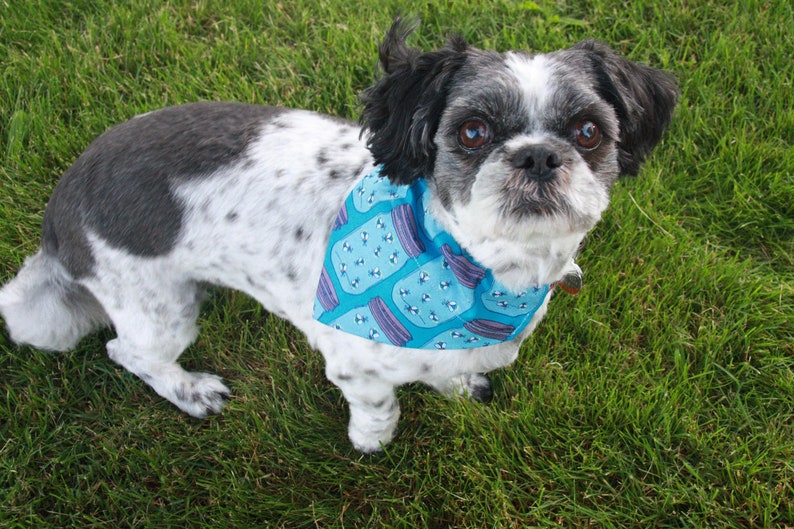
xmin=313 ymin=166 xmax=554 ymax=350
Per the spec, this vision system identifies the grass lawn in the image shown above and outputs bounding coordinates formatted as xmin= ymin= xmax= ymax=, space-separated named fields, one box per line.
xmin=1 ymin=0 xmax=792 ymax=527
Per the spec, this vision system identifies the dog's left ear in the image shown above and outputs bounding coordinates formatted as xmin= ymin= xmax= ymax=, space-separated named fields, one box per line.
xmin=573 ymin=40 xmax=679 ymax=176
xmin=360 ymin=18 xmax=469 ymax=185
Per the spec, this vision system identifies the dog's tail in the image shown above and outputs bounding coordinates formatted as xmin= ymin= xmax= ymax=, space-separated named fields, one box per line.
xmin=0 ymin=250 xmax=108 ymax=351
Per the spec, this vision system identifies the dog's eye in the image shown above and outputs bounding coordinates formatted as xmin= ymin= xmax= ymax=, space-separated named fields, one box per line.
xmin=573 ymin=120 xmax=602 ymax=149
xmin=458 ymin=119 xmax=490 ymax=150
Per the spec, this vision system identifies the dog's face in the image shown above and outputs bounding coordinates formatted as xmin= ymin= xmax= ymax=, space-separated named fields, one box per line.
xmin=361 ymin=21 xmax=678 ymax=247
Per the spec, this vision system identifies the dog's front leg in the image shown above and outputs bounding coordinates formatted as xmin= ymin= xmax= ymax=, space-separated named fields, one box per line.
xmin=425 ymin=372 xmax=495 ymax=403
xmin=309 ymin=327 xmax=400 ymax=452
xmin=328 ymin=371 xmax=399 ymax=453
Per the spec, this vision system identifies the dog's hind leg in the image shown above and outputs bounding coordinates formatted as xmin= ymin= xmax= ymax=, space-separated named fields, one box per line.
xmin=84 ymin=272 xmax=229 ymax=418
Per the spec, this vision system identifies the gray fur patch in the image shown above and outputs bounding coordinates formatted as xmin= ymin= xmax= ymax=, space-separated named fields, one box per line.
xmin=432 ymin=51 xmax=526 ymax=207
xmin=41 ymin=103 xmax=283 ymax=277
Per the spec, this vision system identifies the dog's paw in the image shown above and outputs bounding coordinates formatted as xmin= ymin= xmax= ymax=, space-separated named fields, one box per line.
xmin=463 ymin=373 xmax=494 ymax=403
xmin=347 ymin=404 xmax=399 ymax=453
xmin=348 ymin=424 xmax=396 ymax=454
xmin=171 ymin=372 xmax=230 ymax=418
xmin=432 ymin=373 xmax=493 ymax=403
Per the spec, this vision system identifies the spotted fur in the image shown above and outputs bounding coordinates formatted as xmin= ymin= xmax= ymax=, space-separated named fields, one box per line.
xmin=0 ymin=19 xmax=677 ymax=452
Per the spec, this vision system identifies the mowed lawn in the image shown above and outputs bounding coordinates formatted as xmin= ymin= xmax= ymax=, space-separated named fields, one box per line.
xmin=1 ymin=0 xmax=791 ymax=527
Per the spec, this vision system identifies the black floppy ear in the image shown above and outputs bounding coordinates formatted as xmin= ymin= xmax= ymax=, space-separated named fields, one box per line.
xmin=573 ymin=40 xmax=679 ymax=176
xmin=360 ymin=18 xmax=469 ymax=185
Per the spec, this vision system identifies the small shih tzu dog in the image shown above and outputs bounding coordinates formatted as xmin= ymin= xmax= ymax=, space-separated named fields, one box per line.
xmin=0 ymin=19 xmax=677 ymax=452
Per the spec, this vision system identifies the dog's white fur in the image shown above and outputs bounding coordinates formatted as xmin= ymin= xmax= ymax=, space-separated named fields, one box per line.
xmin=0 ymin=20 xmax=677 ymax=452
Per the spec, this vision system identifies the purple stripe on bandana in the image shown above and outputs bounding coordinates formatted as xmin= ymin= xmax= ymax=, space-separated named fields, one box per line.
xmin=440 ymin=244 xmax=486 ymax=288
xmin=368 ymin=296 xmax=412 ymax=346
xmin=391 ymin=204 xmax=425 ymax=258
xmin=464 ymin=319 xmax=516 ymax=341
xmin=316 ymin=267 xmax=340 ymax=312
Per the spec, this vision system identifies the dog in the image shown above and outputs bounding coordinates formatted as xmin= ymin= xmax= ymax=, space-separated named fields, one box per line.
xmin=0 ymin=19 xmax=677 ymax=452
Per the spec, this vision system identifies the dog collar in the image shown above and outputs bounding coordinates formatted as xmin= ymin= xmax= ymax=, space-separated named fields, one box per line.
xmin=313 ymin=166 xmax=560 ymax=350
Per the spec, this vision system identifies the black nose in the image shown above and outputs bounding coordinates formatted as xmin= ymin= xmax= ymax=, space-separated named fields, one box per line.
xmin=509 ymin=145 xmax=562 ymax=181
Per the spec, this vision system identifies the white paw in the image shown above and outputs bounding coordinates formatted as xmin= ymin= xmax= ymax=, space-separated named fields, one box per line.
xmin=348 ymin=424 xmax=396 ymax=453
xmin=347 ymin=406 xmax=399 ymax=453
xmin=171 ymin=372 xmax=230 ymax=418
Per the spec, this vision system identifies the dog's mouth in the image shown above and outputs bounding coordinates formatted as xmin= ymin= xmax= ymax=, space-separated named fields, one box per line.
xmin=499 ymin=168 xmax=599 ymax=231
xmin=501 ymin=169 xmax=571 ymax=217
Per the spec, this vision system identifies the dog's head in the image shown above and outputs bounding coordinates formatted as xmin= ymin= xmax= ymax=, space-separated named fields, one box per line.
xmin=361 ymin=19 xmax=678 ymax=249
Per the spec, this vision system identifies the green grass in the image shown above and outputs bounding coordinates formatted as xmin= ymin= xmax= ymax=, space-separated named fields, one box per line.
xmin=1 ymin=0 xmax=792 ymax=527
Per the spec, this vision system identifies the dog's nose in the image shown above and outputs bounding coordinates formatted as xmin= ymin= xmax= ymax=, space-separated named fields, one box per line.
xmin=509 ymin=145 xmax=562 ymax=182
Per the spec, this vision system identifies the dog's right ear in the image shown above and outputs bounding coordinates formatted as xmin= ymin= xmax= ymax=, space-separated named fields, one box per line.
xmin=360 ymin=17 xmax=469 ymax=185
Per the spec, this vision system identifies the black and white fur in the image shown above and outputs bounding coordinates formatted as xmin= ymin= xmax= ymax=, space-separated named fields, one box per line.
xmin=0 ymin=20 xmax=677 ymax=452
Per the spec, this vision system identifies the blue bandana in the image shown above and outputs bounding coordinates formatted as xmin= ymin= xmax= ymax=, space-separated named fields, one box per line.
xmin=313 ymin=167 xmax=552 ymax=350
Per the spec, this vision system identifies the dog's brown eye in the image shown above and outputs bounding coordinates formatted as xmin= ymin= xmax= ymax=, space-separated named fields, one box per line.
xmin=574 ymin=120 xmax=602 ymax=149
xmin=458 ymin=119 xmax=490 ymax=150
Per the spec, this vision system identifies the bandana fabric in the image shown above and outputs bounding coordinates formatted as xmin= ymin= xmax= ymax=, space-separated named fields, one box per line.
xmin=313 ymin=167 xmax=551 ymax=350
